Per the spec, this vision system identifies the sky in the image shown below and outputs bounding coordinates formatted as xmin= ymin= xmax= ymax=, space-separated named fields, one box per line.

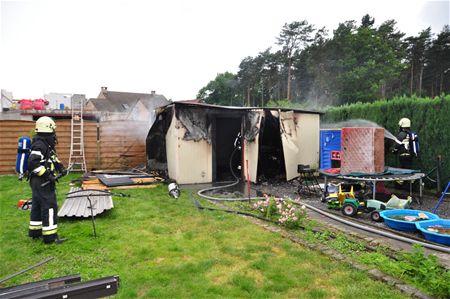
xmin=1 ymin=0 xmax=449 ymax=101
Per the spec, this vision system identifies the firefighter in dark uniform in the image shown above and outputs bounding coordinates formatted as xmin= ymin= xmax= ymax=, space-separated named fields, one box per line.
xmin=28 ymin=116 xmax=67 ymax=244
xmin=393 ymin=117 xmax=413 ymax=169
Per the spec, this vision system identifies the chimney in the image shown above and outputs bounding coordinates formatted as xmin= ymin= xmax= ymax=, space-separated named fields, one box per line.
xmin=99 ymin=87 xmax=108 ymax=99
xmin=151 ymin=90 xmax=156 ymax=95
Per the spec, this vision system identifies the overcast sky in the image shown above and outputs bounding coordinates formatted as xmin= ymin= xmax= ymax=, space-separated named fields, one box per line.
xmin=1 ymin=0 xmax=449 ymax=101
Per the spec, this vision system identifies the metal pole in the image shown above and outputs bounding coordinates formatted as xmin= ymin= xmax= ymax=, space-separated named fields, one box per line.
xmin=372 ymin=180 xmax=376 ymax=200
xmin=323 ymin=175 xmax=328 ymax=201
xmin=0 ymin=257 xmax=54 ymax=284
xmin=432 ymin=182 xmax=450 ymax=213
xmin=87 ymin=195 xmax=97 ymax=238
xmin=419 ymin=177 xmax=423 ymax=204
xmin=436 ymin=155 xmax=442 ymax=194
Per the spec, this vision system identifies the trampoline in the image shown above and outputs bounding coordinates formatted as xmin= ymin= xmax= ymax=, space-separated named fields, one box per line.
xmin=319 ymin=168 xmax=425 ymax=204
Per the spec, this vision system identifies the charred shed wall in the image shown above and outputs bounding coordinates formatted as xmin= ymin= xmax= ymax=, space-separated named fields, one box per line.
xmin=146 ymin=104 xmax=320 ymax=183
xmin=146 ymin=110 xmax=172 ymax=171
xmin=165 ymin=111 xmax=213 ymax=184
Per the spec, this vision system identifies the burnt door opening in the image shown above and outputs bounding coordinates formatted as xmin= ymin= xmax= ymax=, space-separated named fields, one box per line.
xmin=257 ymin=112 xmax=286 ymax=180
xmin=213 ymin=117 xmax=242 ymax=182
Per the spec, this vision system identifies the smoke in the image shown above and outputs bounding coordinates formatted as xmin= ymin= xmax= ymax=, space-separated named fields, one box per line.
xmin=303 ymin=85 xmax=339 ymax=110
xmin=100 ymin=119 xmax=151 ymax=142
xmin=321 ymin=118 xmax=399 ymax=142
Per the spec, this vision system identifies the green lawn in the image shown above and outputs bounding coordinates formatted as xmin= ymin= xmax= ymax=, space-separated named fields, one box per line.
xmin=0 ymin=174 xmax=407 ymax=298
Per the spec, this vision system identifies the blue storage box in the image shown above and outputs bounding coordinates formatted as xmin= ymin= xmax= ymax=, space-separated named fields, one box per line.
xmin=415 ymin=219 xmax=450 ymax=246
xmin=320 ymin=129 xmax=341 ymax=169
xmin=380 ymin=209 xmax=440 ymax=232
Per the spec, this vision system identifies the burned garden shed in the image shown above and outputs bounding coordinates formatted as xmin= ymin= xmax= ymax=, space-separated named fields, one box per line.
xmin=146 ymin=102 xmax=321 ymax=184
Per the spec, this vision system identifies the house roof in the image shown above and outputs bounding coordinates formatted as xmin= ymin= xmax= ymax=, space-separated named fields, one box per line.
xmin=88 ymin=90 xmax=169 ymax=113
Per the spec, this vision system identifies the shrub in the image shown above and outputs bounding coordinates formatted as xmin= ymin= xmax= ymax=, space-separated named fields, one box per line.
xmin=252 ymin=195 xmax=306 ymax=229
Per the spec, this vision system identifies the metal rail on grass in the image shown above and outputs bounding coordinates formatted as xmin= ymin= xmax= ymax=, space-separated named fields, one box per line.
xmin=0 ymin=274 xmax=81 ymax=298
xmin=0 ymin=275 xmax=119 ymax=299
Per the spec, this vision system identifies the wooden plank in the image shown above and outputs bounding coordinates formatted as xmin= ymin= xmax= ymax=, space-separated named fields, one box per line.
xmin=81 ymin=183 xmax=108 ymax=190
xmin=131 ymin=177 xmax=164 ymax=184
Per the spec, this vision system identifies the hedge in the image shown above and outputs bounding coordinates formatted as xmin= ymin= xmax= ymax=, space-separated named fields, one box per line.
xmin=322 ymin=94 xmax=450 ymax=190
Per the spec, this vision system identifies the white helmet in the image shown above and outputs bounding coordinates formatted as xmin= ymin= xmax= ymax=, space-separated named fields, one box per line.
xmin=398 ymin=117 xmax=411 ymax=128
xmin=35 ymin=116 xmax=56 ymax=133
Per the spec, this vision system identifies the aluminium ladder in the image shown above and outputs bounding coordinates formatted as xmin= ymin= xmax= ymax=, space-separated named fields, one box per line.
xmin=68 ymin=94 xmax=87 ymax=172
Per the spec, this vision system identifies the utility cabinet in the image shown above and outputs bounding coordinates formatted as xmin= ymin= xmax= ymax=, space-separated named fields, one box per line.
xmin=319 ymin=129 xmax=341 ymax=170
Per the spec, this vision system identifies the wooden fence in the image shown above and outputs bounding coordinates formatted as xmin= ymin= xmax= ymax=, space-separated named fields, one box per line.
xmin=0 ymin=120 xmax=148 ymax=174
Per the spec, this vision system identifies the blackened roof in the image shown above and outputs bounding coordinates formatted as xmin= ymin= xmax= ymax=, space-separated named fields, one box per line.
xmin=160 ymin=101 xmax=323 ymax=114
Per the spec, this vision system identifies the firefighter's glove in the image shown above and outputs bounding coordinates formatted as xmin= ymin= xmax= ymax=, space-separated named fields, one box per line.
xmin=60 ymin=168 xmax=68 ymax=177
xmin=47 ymin=173 xmax=58 ymax=183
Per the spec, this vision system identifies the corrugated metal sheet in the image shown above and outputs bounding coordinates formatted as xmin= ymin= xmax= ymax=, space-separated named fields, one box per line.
xmin=58 ymin=188 xmax=114 ymax=218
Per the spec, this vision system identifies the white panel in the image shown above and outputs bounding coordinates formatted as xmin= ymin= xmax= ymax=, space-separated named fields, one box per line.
xmin=243 ymin=111 xmax=263 ymax=183
xmin=177 ymin=136 xmax=212 ymax=184
xmin=296 ymin=113 xmax=320 ymax=170
xmin=165 ymin=113 xmax=179 ymax=181
xmin=166 ymin=113 xmax=212 ymax=184
xmin=279 ymin=111 xmax=299 ymax=181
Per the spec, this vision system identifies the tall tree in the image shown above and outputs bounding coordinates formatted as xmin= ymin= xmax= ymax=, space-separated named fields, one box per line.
xmin=276 ymin=20 xmax=315 ymax=100
xmin=376 ymin=20 xmax=405 ymax=98
xmin=405 ymin=28 xmax=432 ymax=95
xmin=238 ymin=56 xmax=259 ymax=106
xmin=255 ymin=49 xmax=282 ymax=106
xmin=361 ymin=14 xmax=375 ymax=28
xmin=197 ymin=72 xmax=240 ymax=106
xmin=292 ymin=27 xmax=332 ymax=104
xmin=338 ymin=15 xmax=403 ymax=102
xmin=197 ymin=15 xmax=450 ymax=107
xmin=237 ymin=49 xmax=282 ymax=106
xmin=424 ymin=25 xmax=450 ymax=96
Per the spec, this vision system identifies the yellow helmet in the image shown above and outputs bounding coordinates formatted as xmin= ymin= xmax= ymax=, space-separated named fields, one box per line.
xmin=35 ymin=116 xmax=56 ymax=133
xmin=398 ymin=117 xmax=411 ymax=128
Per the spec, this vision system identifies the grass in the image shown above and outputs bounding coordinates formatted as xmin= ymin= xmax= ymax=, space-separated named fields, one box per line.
xmin=0 ymin=174 xmax=408 ymax=298
xmin=216 ymin=195 xmax=450 ymax=298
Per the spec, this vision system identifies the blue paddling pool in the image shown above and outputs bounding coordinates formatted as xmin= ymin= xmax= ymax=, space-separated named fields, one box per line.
xmin=415 ymin=219 xmax=450 ymax=246
xmin=380 ymin=209 xmax=440 ymax=232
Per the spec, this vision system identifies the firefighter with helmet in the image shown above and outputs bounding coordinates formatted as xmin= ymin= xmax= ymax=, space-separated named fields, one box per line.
xmin=28 ymin=116 xmax=68 ymax=244
xmin=393 ymin=117 xmax=413 ymax=169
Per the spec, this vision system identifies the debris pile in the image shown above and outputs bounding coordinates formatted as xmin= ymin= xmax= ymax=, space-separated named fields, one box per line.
xmin=80 ymin=170 xmax=164 ymax=189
